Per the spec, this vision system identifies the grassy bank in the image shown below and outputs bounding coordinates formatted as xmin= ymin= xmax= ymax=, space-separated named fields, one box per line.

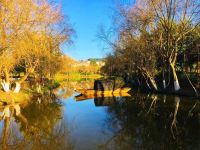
xmin=55 ymin=72 xmax=102 ymax=82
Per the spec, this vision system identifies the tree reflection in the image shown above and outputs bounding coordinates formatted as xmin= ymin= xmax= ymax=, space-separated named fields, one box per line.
xmin=146 ymin=95 xmax=158 ymax=115
xmin=2 ymin=117 xmax=10 ymax=150
xmin=0 ymin=104 xmax=24 ymax=150
xmin=171 ymin=97 xmax=180 ymax=139
xmin=100 ymin=94 xmax=200 ymax=149
xmin=94 ymin=96 xmax=116 ymax=107
xmin=0 ymin=100 xmax=74 ymax=150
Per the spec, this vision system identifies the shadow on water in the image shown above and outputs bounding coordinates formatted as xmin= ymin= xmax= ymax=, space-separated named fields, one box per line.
xmin=0 ymin=81 xmax=199 ymax=150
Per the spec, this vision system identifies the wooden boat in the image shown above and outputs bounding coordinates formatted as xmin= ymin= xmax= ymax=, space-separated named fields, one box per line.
xmin=75 ymin=87 xmax=131 ymax=96
xmin=75 ymin=92 xmax=131 ymax=101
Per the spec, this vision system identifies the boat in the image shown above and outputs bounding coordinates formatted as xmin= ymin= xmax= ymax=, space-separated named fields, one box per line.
xmin=75 ymin=87 xmax=131 ymax=96
xmin=75 ymin=92 xmax=131 ymax=101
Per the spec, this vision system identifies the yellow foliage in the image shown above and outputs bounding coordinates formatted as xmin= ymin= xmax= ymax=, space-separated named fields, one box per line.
xmin=0 ymin=0 xmax=73 ymax=86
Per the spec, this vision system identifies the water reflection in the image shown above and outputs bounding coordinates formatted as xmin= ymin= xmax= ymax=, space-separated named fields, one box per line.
xmin=75 ymin=92 xmax=131 ymax=103
xmin=100 ymin=94 xmax=199 ymax=149
xmin=0 ymin=84 xmax=199 ymax=149
xmin=0 ymin=101 xmax=74 ymax=150
xmin=94 ymin=97 xmax=117 ymax=107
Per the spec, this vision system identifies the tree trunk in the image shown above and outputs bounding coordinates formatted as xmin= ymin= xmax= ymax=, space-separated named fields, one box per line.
xmin=183 ymin=71 xmax=199 ymax=97
xmin=142 ymin=70 xmax=158 ymax=91
xmin=142 ymin=74 xmax=151 ymax=90
xmin=1 ymin=81 xmax=10 ymax=92
xmin=145 ymin=72 xmax=158 ymax=91
xmin=1 ymin=68 xmax=10 ymax=92
xmin=14 ymin=67 xmax=34 ymax=93
xmin=149 ymin=78 xmax=158 ymax=91
xmin=170 ymin=63 xmax=180 ymax=91
xmin=163 ymin=80 xmax=166 ymax=89
xmin=162 ymin=70 xmax=166 ymax=89
xmin=13 ymin=82 xmax=21 ymax=93
xmin=146 ymin=80 xmax=151 ymax=90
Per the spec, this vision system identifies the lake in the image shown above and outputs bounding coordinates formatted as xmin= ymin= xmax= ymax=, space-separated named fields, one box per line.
xmin=0 ymin=80 xmax=199 ymax=150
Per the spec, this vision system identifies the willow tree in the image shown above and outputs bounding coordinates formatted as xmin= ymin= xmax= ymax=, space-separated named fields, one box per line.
xmin=0 ymin=0 xmax=72 ymax=93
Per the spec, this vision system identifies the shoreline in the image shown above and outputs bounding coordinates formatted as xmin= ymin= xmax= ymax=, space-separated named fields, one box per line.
xmin=130 ymin=86 xmax=200 ymax=99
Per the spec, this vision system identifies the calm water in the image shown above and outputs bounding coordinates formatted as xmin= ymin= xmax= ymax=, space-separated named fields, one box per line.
xmin=0 ymin=81 xmax=199 ymax=150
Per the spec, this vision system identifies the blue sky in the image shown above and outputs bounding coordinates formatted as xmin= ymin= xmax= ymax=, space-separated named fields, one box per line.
xmin=60 ymin=0 xmax=133 ymax=60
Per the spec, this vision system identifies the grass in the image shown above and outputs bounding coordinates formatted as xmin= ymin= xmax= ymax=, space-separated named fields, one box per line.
xmin=0 ymin=72 xmax=102 ymax=106
xmin=55 ymin=72 xmax=102 ymax=82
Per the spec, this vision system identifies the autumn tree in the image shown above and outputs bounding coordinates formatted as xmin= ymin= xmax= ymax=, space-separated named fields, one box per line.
xmin=101 ymin=0 xmax=200 ymax=92
xmin=0 ymin=0 xmax=73 ymax=93
xmin=147 ymin=0 xmax=200 ymax=91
